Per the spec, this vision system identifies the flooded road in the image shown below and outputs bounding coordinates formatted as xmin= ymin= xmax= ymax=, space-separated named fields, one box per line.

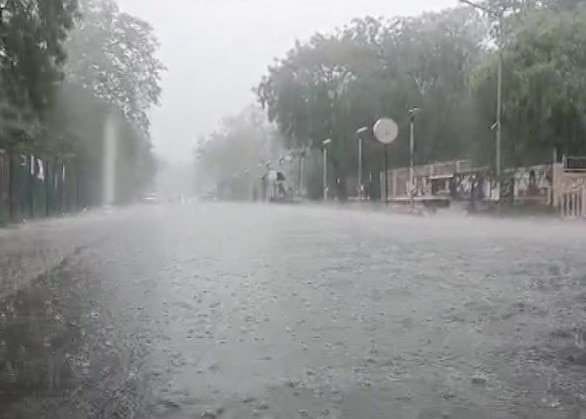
xmin=2 ymin=203 xmax=586 ymax=419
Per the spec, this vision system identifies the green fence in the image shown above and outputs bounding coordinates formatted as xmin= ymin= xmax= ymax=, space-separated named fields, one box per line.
xmin=0 ymin=151 xmax=82 ymax=225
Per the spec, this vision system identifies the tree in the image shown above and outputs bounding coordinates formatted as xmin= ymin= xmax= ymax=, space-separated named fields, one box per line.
xmin=0 ymin=0 xmax=78 ymax=148
xmin=196 ymin=105 xmax=281 ymax=182
xmin=472 ymin=5 xmax=586 ymax=167
xmin=0 ymin=0 xmax=161 ymax=212
xmin=257 ymin=9 xmax=487 ymax=199
xmin=44 ymin=81 xmax=156 ymax=205
xmin=64 ymin=0 xmax=166 ymax=136
xmin=387 ymin=8 xmax=487 ymax=163
xmin=41 ymin=0 xmax=166 ymax=203
xmin=257 ymin=25 xmax=390 ymax=199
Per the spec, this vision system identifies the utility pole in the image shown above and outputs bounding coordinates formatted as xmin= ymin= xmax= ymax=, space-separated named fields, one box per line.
xmin=322 ymin=139 xmax=332 ymax=201
xmin=355 ymin=127 xmax=369 ymax=200
xmin=298 ymin=149 xmax=306 ymax=199
xmin=359 ymin=137 xmax=363 ymax=199
xmin=408 ymin=108 xmax=422 ymax=210
xmin=410 ymin=118 xmax=414 ymax=209
xmin=496 ymin=47 xmax=503 ymax=183
xmin=384 ymin=145 xmax=389 ymax=203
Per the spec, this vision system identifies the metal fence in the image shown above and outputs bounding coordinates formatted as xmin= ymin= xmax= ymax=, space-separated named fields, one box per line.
xmin=0 ymin=150 xmax=83 ymax=224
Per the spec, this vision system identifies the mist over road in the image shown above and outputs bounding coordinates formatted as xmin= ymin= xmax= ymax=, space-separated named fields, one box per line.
xmin=2 ymin=203 xmax=586 ymax=419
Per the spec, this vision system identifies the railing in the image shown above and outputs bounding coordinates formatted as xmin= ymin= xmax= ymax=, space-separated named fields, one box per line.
xmin=563 ymin=155 xmax=586 ymax=173
xmin=560 ymin=184 xmax=586 ymax=218
xmin=0 ymin=151 xmax=82 ymax=224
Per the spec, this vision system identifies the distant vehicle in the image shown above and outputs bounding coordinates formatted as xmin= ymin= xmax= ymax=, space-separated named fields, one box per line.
xmin=142 ymin=193 xmax=160 ymax=204
xmin=201 ymin=190 xmax=217 ymax=201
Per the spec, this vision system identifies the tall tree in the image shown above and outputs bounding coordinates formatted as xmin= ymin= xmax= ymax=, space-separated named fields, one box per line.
xmin=257 ymin=8 xmax=486 ymax=199
xmin=387 ymin=8 xmax=487 ymax=163
xmin=196 ymin=105 xmax=281 ymax=184
xmin=473 ymin=5 xmax=586 ymax=166
xmin=65 ymin=0 xmax=166 ymax=136
xmin=0 ymin=0 xmax=78 ymax=148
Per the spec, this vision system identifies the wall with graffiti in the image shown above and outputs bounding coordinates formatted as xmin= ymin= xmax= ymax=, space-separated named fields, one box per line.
xmin=382 ymin=160 xmax=553 ymax=204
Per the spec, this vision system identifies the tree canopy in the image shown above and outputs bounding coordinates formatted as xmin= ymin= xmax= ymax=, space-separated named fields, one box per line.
xmin=471 ymin=0 xmax=586 ymax=167
xmin=195 ymin=105 xmax=283 ymax=186
xmin=257 ymin=8 xmax=488 ymax=198
xmin=250 ymin=0 xmax=586 ymax=199
xmin=0 ymin=0 xmax=163 ymax=205
xmin=65 ymin=0 xmax=166 ymax=136
xmin=0 ymin=0 xmax=78 ymax=147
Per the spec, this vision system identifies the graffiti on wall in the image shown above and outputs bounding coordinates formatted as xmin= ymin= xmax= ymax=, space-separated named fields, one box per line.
xmin=387 ymin=160 xmax=553 ymax=203
xmin=514 ymin=166 xmax=552 ymax=199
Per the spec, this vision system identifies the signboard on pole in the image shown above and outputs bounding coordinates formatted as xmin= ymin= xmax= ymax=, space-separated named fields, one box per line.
xmin=373 ymin=118 xmax=399 ymax=145
xmin=373 ymin=118 xmax=398 ymax=203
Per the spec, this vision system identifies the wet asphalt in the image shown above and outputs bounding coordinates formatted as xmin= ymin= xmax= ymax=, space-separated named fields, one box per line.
xmin=2 ymin=202 xmax=586 ymax=419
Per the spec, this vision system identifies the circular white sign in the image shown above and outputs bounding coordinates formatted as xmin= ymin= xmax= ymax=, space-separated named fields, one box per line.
xmin=373 ymin=118 xmax=399 ymax=145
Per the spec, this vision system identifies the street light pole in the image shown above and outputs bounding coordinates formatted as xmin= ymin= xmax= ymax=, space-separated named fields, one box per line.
xmin=496 ymin=47 xmax=503 ymax=184
xmin=408 ymin=108 xmax=422 ymax=210
xmin=410 ymin=117 xmax=414 ymax=207
xmin=356 ymin=127 xmax=369 ymax=200
xmin=359 ymin=138 xmax=363 ymax=199
xmin=384 ymin=145 xmax=389 ymax=203
xmin=322 ymin=139 xmax=332 ymax=201
xmin=323 ymin=148 xmax=328 ymax=201
xmin=299 ymin=150 xmax=305 ymax=199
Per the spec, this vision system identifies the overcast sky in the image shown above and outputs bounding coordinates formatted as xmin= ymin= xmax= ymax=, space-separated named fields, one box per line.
xmin=117 ymin=0 xmax=457 ymax=163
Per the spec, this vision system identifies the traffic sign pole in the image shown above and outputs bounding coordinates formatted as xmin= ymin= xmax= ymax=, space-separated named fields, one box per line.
xmin=373 ymin=118 xmax=399 ymax=204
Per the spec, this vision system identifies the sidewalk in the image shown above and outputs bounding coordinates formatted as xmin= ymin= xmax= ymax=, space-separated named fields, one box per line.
xmin=0 ymin=209 xmax=122 ymax=300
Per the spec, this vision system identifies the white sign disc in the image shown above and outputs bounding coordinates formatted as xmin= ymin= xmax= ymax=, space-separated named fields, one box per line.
xmin=373 ymin=118 xmax=399 ymax=145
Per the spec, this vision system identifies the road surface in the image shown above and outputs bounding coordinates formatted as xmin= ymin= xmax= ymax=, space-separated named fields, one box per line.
xmin=2 ymin=203 xmax=586 ymax=419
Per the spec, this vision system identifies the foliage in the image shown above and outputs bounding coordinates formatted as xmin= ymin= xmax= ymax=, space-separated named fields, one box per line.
xmin=51 ymin=0 xmax=163 ymax=202
xmin=257 ymin=8 xmax=487 ymax=199
xmin=0 ymin=0 xmax=163 ymax=207
xmin=45 ymin=82 xmax=155 ymax=203
xmin=251 ymin=0 xmax=586 ymax=200
xmin=472 ymin=3 xmax=586 ymax=167
xmin=195 ymin=105 xmax=283 ymax=190
xmin=65 ymin=0 xmax=166 ymax=136
xmin=0 ymin=0 xmax=78 ymax=148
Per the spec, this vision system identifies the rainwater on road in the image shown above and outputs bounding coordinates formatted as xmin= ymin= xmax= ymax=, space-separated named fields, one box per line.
xmin=2 ymin=203 xmax=586 ymax=419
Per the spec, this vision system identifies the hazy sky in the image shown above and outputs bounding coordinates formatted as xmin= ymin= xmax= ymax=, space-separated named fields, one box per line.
xmin=118 ymin=0 xmax=457 ymax=163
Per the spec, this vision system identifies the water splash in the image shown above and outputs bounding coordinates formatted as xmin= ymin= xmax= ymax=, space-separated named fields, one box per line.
xmin=103 ymin=114 xmax=118 ymax=206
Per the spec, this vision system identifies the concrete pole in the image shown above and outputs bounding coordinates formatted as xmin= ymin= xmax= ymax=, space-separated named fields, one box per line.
xmin=299 ymin=153 xmax=305 ymax=198
xmin=410 ymin=117 xmax=415 ymax=209
xmin=582 ymin=185 xmax=586 ymax=218
xmin=496 ymin=47 xmax=503 ymax=188
xmin=323 ymin=148 xmax=328 ymax=201
xmin=384 ymin=145 xmax=389 ymax=204
xmin=358 ymin=137 xmax=363 ymax=199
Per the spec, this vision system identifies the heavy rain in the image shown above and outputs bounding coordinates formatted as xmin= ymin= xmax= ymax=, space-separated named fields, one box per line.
xmin=2 ymin=1 xmax=586 ymax=419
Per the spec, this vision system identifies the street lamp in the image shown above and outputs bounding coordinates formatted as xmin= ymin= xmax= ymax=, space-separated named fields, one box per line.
xmin=459 ymin=0 xmax=503 ymax=192
xmin=322 ymin=138 xmax=332 ymax=201
xmin=355 ymin=127 xmax=369 ymax=200
xmin=408 ymin=107 xmax=422 ymax=209
xmin=298 ymin=147 xmax=307 ymax=199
